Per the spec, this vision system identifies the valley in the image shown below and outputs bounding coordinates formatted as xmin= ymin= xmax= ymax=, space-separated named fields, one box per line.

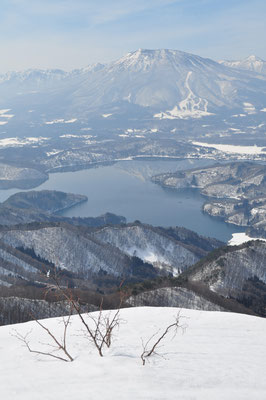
xmin=0 ymin=160 xmax=245 ymax=240
xmin=0 ymin=49 xmax=265 ymax=333
xmin=1 ymin=1 xmax=266 ymax=397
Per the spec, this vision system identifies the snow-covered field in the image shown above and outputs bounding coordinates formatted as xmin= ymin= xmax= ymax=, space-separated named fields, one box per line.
xmin=45 ymin=118 xmax=77 ymax=125
xmin=192 ymin=141 xmax=266 ymax=155
xmin=0 ymin=307 xmax=265 ymax=400
xmin=0 ymin=137 xmax=49 ymax=148
xmin=228 ymin=232 xmax=266 ymax=245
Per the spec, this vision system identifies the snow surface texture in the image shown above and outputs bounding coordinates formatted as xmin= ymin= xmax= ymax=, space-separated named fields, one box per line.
xmin=228 ymin=232 xmax=266 ymax=246
xmin=1 ymin=307 xmax=265 ymax=400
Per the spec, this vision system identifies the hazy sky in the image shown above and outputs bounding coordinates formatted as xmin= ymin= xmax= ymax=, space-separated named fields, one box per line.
xmin=0 ymin=0 xmax=265 ymax=72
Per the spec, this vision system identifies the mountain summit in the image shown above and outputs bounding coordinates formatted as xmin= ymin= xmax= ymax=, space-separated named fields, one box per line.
xmin=69 ymin=49 xmax=266 ymax=119
xmin=0 ymin=49 xmax=266 ymax=125
xmin=219 ymin=55 xmax=266 ymax=75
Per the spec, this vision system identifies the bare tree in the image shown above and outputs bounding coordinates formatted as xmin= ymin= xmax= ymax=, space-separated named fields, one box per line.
xmin=46 ymin=273 xmax=125 ymax=357
xmin=140 ymin=313 xmax=182 ymax=365
xmin=12 ymin=309 xmax=74 ymax=362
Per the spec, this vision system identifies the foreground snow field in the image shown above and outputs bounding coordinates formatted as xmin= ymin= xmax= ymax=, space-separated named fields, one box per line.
xmin=0 ymin=307 xmax=265 ymax=400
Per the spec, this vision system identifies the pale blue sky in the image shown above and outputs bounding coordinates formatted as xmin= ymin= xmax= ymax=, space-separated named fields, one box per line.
xmin=0 ymin=0 xmax=265 ymax=72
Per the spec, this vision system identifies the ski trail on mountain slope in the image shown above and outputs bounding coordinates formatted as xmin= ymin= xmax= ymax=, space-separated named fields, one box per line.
xmin=154 ymin=71 xmax=214 ymax=119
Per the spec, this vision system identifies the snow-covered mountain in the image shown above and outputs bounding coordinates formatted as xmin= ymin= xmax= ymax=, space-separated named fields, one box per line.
xmin=1 ymin=49 xmax=266 ymax=125
xmin=66 ymin=49 xmax=266 ymax=119
xmin=1 ymin=307 xmax=265 ymax=399
xmin=219 ymin=55 xmax=266 ymax=75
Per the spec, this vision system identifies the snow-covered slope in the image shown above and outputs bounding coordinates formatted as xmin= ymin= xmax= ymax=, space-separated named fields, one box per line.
xmin=92 ymin=224 xmax=200 ymax=275
xmin=220 ymin=55 xmax=266 ymax=75
xmin=70 ymin=49 xmax=266 ymax=118
xmin=187 ymin=240 xmax=266 ymax=299
xmin=0 ymin=162 xmax=48 ymax=189
xmin=0 ymin=226 xmax=131 ymax=278
xmin=1 ymin=307 xmax=265 ymax=400
xmin=127 ymin=287 xmax=224 ymax=311
xmin=1 ymin=49 xmax=266 ymax=124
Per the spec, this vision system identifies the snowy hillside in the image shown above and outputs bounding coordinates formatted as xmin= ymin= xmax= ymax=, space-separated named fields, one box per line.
xmin=1 ymin=307 xmax=265 ymax=400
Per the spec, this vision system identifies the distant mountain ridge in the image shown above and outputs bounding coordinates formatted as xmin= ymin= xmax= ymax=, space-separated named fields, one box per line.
xmin=219 ymin=55 xmax=266 ymax=75
xmin=1 ymin=48 xmax=266 ymax=125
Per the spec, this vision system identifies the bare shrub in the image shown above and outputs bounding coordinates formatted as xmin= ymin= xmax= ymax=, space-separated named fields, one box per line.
xmin=140 ymin=313 xmax=183 ymax=365
xmin=47 ymin=274 xmax=125 ymax=357
xmin=12 ymin=309 xmax=74 ymax=362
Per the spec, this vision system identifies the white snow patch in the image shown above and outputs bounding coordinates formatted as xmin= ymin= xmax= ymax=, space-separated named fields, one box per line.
xmin=45 ymin=118 xmax=77 ymax=125
xmin=232 ymin=114 xmax=246 ymax=117
xmin=46 ymin=150 xmax=63 ymax=156
xmin=0 ymin=109 xmax=11 ymax=115
xmin=45 ymin=119 xmax=65 ymax=125
xmin=192 ymin=141 xmax=266 ymax=155
xmin=64 ymin=118 xmax=77 ymax=124
xmin=126 ymin=246 xmax=168 ymax=266
xmin=228 ymin=232 xmax=266 ymax=246
xmin=243 ymin=102 xmax=256 ymax=114
xmin=102 ymin=113 xmax=112 ymax=118
xmin=59 ymin=134 xmax=79 ymax=138
xmin=0 ymin=109 xmax=14 ymax=124
xmin=0 ymin=307 xmax=266 ymax=400
xmin=260 ymin=108 xmax=266 ymax=112
xmin=0 ymin=137 xmax=49 ymax=148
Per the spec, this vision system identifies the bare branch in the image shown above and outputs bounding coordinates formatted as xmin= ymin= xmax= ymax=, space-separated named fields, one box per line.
xmin=48 ymin=274 xmax=125 ymax=357
xmin=141 ymin=314 xmax=181 ymax=365
xmin=12 ymin=330 xmax=72 ymax=362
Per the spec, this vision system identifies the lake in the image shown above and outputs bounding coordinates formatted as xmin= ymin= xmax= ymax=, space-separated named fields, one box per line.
xmin=0 ymin=158 xmax=244 ymax=241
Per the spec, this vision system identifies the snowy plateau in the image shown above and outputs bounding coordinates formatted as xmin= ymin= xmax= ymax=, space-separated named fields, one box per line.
xmin=0 ymin=307 xmax=265 ymax=400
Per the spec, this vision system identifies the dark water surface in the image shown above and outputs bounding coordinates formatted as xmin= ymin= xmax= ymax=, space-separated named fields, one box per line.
xmin=0 ymin=159 xmax=244 ymax=241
